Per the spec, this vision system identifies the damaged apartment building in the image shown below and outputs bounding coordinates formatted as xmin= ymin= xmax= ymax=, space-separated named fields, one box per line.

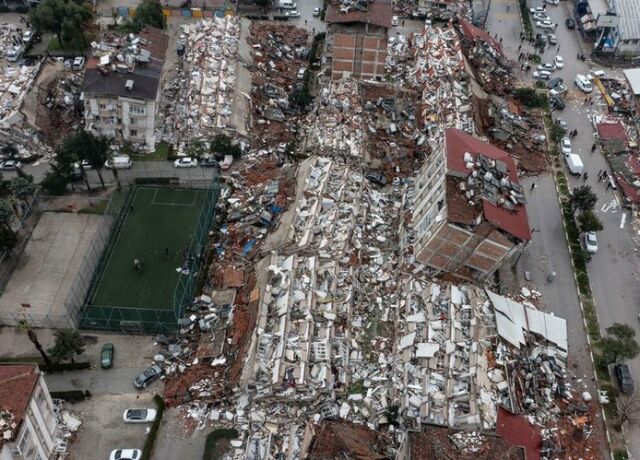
xmin=80 ymin=27 xmax=169 ymax=151
xmin=325 ymin=0 xmax=392 ymax=80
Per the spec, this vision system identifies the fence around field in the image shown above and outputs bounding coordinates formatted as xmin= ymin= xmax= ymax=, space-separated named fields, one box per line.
xmin=78 ymin=179 xmax=220 ymax=334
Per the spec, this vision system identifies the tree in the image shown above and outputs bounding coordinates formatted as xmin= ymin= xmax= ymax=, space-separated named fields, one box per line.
xmin=616 ymin=392 xmax=640 ymax=428
xmin=29 ymin=0 xmax=93 ymax=49
xmin=571 ymin=185 xmax=598 ymax=213
xmin=18 ymin=322 xmax=52 ymax=366
xmin=600 ymin=323 xmax=640 ymax=364
xmin=0 ymin=199 xmax=15 ymax=234
xmin=63 ymin=131 xmax=110 ymax=190
xmin=513 ymin=87 xmax=546 ymax=108
xmin=0 ymin=226 xmax=17 ymax=255
xmin=550 ymin=125 xmax=566 ymax=143
xmin=47 ymin=329 xmax=86 ymax=363
xmin=577 ymin=210 xmax=604 ymax=233
xmin=133 ymin=0 xmax=165 ymax=30
xmin=9 ymin=177 xmax=36 ymax=212
xmin=41 ymin=170 xmax=70 ymax=195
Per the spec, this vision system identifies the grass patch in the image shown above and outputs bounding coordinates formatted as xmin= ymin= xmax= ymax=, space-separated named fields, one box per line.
xmin=202 ymin=428 xmax=239 ymax=460
xmin=141 ymin=395 xmax=165 ymax=460
xmin=131 ymin=142 xmax=172 ymax=162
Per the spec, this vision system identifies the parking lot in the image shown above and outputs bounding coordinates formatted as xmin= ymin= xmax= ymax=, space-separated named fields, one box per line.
xmin=65 ymin=393 xmax=155 ymax=460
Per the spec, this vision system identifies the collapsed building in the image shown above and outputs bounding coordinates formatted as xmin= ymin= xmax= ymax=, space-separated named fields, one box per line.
xmin=81 ymin=27 xmax=169 ymax=151
xmin=410 ymin=128 xmax=531 ymax=282
xmin=324 ymin=0 xmax=392 ymax=81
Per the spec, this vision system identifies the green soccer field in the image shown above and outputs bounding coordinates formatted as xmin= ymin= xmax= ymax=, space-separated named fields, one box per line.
xmin=90 ymin=186 xmax=207 ymax=310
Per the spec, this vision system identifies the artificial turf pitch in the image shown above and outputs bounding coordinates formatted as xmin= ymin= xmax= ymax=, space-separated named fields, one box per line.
xmin=90 ymin=186 xmax=206 ymax=310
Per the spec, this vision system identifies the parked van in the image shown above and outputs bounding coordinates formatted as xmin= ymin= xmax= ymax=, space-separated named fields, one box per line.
xmin=278 ymin=0 xmax=297 ymax=9
xmin=564 ymin=153 xmax=584 ymax=175
xmin=105 ymin=155 xmax=133 ymax=169
xmin=574 ymin=74 xmax=593 ymax=93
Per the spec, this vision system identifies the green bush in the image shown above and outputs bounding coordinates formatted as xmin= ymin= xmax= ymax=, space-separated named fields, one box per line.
xmin=50 ymin=390 xmax=91 ymax=402
xmin=513 ymin=87 xmax=547 ymax=108
xmin=141 ymin=395 xmax=165 ymax=460
xmin=203 ymin=429 xmax=239 ymax=460
xmin=41 ymin=361 xmax=91 ymax=373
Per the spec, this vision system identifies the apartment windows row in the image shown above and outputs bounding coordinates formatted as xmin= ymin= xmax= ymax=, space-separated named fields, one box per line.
xmin=95 ymin=103 xmax=146 ymax=116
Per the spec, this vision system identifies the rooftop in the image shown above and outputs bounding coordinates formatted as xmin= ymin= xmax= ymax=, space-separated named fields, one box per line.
xmin=458 ymin=18 xmax=504 ymax=56
xmin=596 ymin=120 xmax=628 ymax=141
xmin=81 ymin=27 xmax=168 ymax=101
xmin=325 ymin=0 xmax=393 ymax=29
xmin=407 ymin=425 xmax=526 ymax=460
xmin=623 ymin=68 xmax=640 ymax=95
xmin=610 ymin=0 xmax=640 ymax=40
xmin=0 ymin=365 xmax=39 ymax=447
xmin=444 ymin=128 xmax=531 ymax=241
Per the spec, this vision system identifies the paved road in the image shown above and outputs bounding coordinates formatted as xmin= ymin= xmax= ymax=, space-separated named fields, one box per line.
xmin=44 ymin=366 xmax=157 ymax=395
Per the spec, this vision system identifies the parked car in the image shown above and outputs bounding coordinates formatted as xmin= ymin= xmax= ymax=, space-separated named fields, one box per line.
xmin=123 ymin=409 xmax=157 ymax=423
xmin=588 ymin=69 xmax=606 ymax=80
xmin=547 ymin=33 xmax=558 ymax=45
xmin=73 ymin=160 xmax=93 ymax=170
xmin=535 ymin=33 xmax=548 ymax=45
xmin=133 ymin=365 xmax=162 ymax=389
xmin=392 ymin=15 xmax=399 ymax=26
xmin=565 ymin=18 xmax=576 ymax=29
xmin=533 ymin=12 xmax=550 ymax=21
xmin=297 ymin=67 xmax=307 ymax=80
xmin=615 ymin=363 xmax=634 ymax=394
xmin=109 ymin=449 xmax=141 ymax=460
xmin=529 ymin=6 xmax=546 ymax=13
xmin=72 ymin=56 xmax=85 ymax=71
xmin=550 ymin=83 xmax=568 ymax=96
xmin=533 ymin=70 xmax=552 ymax=80
xmin=0 ymin=160 xmax=22 ymax=171
xmin=174 ymin=157 xmax=198 ymax=168
xmin=5 ymin=46 xmax=23 ymax=62
xmin=575 ymin=74 xmax=593 ymax=93
xmin=555 ymin=118 xmax=568 ymax=129
xmin=544 ymin=0 xmax=559 ymax=5
xmin=285 ymin=10 xmax=300 ymax=17
xmin=105 ymin=155 xmax=133 ymax=169
xmin=22 ymin=30 xmax=33 ymax=43
xmin=200 ymin=157 xmax=220 ymax=168
xmin=100 ymin=343 xmax=114 ymax=369
xmin=584 ymin=231 xmax=598 ymax=254
xmin=560 ymin=137 xmax=572 ymax=154
xmin=536 ymin=20 xmax=555 ymax=30
xmin=537 ymin=62 xmax=556 ymax=72
xmin=554 ymin=55 xmax=564 ymax=69
xmin=313 ymin=7 xmax=321 ymax=16
xmin=547 ymin=77 xmax=563 ymax=89
xmin=550 ymin=96 xmax=565 ymax=110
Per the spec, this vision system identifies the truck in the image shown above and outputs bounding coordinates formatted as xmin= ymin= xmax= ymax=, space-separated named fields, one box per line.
xmin=564 ymin=153 xmax=584 ymax=175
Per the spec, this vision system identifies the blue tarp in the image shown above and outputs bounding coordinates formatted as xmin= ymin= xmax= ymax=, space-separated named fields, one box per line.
xmin=243 ymin=239 xmax=256 ymax=256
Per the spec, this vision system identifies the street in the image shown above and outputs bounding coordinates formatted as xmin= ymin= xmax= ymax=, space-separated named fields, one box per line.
xmin=487 ymin=0 xmax=640 ymax=457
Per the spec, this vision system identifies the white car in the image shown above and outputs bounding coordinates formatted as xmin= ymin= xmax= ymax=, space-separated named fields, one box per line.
xmin=560 ymin=137 xmax=572 ymax=154
xmin=73 ymin=160 xmax=93 ymax=170
xmin=533 ymin=13 xmax=550 ymax=21
xmin=588 ymin=69 xmax=606 ymax=80
xmin=530 ymin=6 xmax=546 ymax=13
xmin=545 ymin=0 xmax=559 ymax=4
xmin=537 ymin=62 xmax=556 ymax=72
xmin=550 ymin=83 xmax=567 ymax=96
xmin=123 ymin=409 xmax=157 ymax=423
xmin=72 ymin=56 xmax=85 ymax=71
xmin=554 ymin=55 xmax=564 ymax=69
xmin=536 ymin=20 xmax=555 ymax=30
xmin=285 ymin=10 xmax=300 ymax=17
xmin=312 ymin=7 xmax=321 ymax=16
xmin=392 ymin=15 xmax=399 ymax=26
xmin=0 ymin=160 xmax=22 ymax=171
xmin=533 ymin=70 xmax=552 ymax=80
xmin=174 ymin=157 xmax=198 ymax=168
xmin=22 ymin=30 xmax=33 ymax=43
xmin=584 ymin=231 xmax=598 ymax=254
xmin=109 ymin=449 xmax=141 ymax=460
xmin=297 ymin=67 xmax=307 ymax=80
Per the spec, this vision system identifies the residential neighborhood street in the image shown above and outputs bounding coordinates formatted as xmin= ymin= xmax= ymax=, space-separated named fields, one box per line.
xmin=488 ymin=0 xmax=640 ymax=457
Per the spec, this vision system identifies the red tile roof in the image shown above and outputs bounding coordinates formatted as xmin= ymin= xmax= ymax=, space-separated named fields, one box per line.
xmin=496 ymin=408 xmax=541 ymax=460
xmin=325 ymin=1 xmax=393 ymax=29
xmin=445 ymin=128 xmax=531 ymax=241
xmin=596 ymin=121 xmax=627 ymax=141
xmin=0 ymin=365 xmax=39 ymax=445
xmin=458 ymin=18 xmax=504 ymax=56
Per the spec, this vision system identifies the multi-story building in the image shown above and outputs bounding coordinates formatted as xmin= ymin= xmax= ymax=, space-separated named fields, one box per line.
xmin=81 ymin=27 xmax=168 ymax=151
xmin=412 ymin=128 xmax=531 ymax=282
xmin=0 ymin=364 xmax=61 ymax=460
xmin=324 ymin=0 xmax=392 ymax=81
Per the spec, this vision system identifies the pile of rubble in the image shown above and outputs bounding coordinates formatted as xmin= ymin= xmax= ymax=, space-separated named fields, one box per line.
xmin=0 ymin=410 xmax=16 ymax=444
xmin=160 ymin=17 xmax=239 ymax=143
xmin=248 ymin=22 xmax=309 ymax=150
xmin=35 ymin=66 xmax=83 ymax=143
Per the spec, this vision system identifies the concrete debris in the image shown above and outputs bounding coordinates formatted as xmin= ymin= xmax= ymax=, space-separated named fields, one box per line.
xmin=0 ymin=410 xmax=17 ymax=442
xmin=158 ymin=17 xmax=239 ymax=143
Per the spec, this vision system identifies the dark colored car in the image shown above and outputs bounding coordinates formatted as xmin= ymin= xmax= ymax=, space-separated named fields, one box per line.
xmin=615 ymin=363 xmax=635 ymax=394
xmin=565 ymin=18 xmax=576 ymax=29
xmin=547 ymin=77 xmax=563 ymax=89
xmin=550 ymin=96 xmax=565 ymax=110
xmin=101 ymin=343 xmax=114 ymax=369
xmin=133 ymin=365 xmax=162 ymax=389
xmin=200 ymin=157 xmax=220 ymax=168
xmin=365 ymin=171 xmax=387 ymax=187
